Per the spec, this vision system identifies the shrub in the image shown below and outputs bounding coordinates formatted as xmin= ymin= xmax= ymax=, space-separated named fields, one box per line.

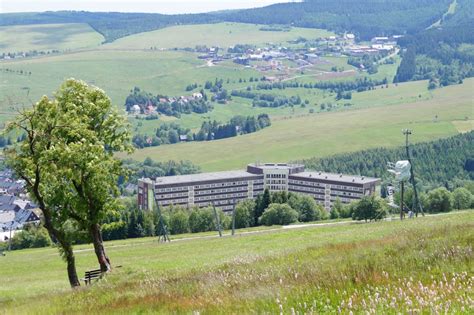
xmin=330 ymin=198 xmax=343 ymax=219
xmin=452 ymin=187 xmax=472 ymax=210
xmin=288 ymin=194 xmax=319 ymax=222
xmin=234 ymin=199 xmax=255 ymax=228
xmin=352 ymin=195 xmax=387 ymax=222
xmin=10 ymin=225 xmax=52 ymax=250
xmin=169 ymin=210 xmax=190 ymax=235
xmin=259 ymin=203 xmax=298 ymax=226
xmin=425 ymin=187 xmax=453 ymax=213
xmin=102 ymin=221 xmax=128 ymax=241
xmin=188 ymin=207 xmax=215 ymax=233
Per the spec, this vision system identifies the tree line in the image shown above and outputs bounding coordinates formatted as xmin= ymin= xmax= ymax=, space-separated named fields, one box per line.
xmin=132 ymin=114 xmax=271 ymax=148
xmin=194 ymin=114 xmax=271 ymax=141
xmin=1 ymin=0 xmax=457 ymax=43
xmin=7 ymin=183 xmax=471 ymax=251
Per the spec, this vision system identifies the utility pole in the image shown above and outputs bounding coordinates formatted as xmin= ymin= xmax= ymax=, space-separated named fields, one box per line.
xmin=400 ymin=181 xmax=404 ymax=220
xmin=212 ymin=203 xmax=223 ymax=237
xmin=403 ymin=129 xmax=424 ymax=217
xmin=152 ymin=186 xmax=170 ymax=243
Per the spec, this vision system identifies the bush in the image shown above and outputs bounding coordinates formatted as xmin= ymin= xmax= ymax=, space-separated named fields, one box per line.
xmin=234 ymin=199 xmax=255 ymax=228
xmin=102 ymin=221 xmax=128 ymax=241
xmin=169 ymin=210 xmax=190 ymax=234
xmin=452 ymin=187 xmax=472 ymax=210
xmin=288 ymin=194 xmax=319 ymax=222
xmin=352 ymin=195 xmax=387 ymax=222
xmin=330 ymin=198 xmax=343 ymax=219
xmin=10 ymin=225 xmax=52 ymax=250
xmin=259 ymin=203 xmax=298 ymax=226
xmin=188 ymin=207 xmax=215 ymax=233
xmin=425 ymin=187 xmax=453 ymax=213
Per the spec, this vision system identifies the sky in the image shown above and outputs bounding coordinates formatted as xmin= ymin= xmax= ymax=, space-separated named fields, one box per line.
xmin=0 ymin=0 xmax=298 ymax=14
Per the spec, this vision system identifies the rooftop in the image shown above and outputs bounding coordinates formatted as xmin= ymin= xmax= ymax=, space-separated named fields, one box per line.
xmin=291 ymin=171 xmax=379 ymax=184
xmin=155 ymin=170 xmax=259 ymax=185
xmin=247 ymin=163 xmax=304 ymax=170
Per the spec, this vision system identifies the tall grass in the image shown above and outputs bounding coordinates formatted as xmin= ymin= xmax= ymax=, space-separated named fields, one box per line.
xmin=4 ymin=212 xmax=472 ymax=314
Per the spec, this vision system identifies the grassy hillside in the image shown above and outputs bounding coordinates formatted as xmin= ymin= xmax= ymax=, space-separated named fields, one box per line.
xmin=102 ymin=22 xmax=334 ymax=50
xmin=121 ymin=78 xmax=473 ymax=171
xmin=0 ymin=211 xmax=472 ymax=313
xmin=0 ymin=23 xmax=104 ymax=54
xmin=0 ymin=50 xmax=258 ymax=123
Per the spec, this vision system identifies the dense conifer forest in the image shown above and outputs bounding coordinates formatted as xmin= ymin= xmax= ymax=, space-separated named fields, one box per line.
xmin=299 ymin=131 xmax=474 ymax=190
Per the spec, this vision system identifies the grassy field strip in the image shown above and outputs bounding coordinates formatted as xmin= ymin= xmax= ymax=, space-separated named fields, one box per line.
xmin=122 ymin=79 xmax=472 ymax=171
xmin=1 ymin=211 xmax=472 ymax=313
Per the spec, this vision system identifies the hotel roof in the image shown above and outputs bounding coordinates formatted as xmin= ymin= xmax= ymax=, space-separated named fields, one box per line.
xmin=290 ymin=171 xmax=379 ymax=184
xmin=247 ymin=163 xmax=304 ymax=170
xmin=155 ymin=170 xmax=259 ymax=185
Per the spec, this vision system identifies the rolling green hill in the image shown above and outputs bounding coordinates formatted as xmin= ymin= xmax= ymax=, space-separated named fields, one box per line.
xmin=0 ymin=23 xmax=104 ymax=54
xmin=101 ymin=23 xmax=334 ymax=50
xmin=121 ymin=78 xmax=473 ymax=171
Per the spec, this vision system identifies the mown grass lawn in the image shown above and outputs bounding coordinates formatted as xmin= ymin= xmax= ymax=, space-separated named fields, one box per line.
xmin=0 ymin=211 xmax=472 ymax=314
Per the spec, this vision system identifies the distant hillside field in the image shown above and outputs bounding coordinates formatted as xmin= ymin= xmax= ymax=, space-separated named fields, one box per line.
xmin=0 ymin=50 xmax=258 ymax=121
xmin=101 ymin=23 xmax=334 ymax=50
xmin=0 ymin=23 xmax=104 ymax=54
xmin=121 ymin=78 xmax=474 ymax=171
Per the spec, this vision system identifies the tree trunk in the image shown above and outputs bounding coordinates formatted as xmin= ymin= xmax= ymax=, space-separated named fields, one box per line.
xmin=90 ymin=223 xmax=111 ymax=272
xmin=63 ymin=242 xmax=81 ymax=287
xmin=43 ymin=215 xmax=81 ymax=287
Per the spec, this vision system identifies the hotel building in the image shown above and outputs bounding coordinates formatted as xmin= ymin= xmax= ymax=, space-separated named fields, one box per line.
xmin=138 ymin=163 xmax=380 ymax=212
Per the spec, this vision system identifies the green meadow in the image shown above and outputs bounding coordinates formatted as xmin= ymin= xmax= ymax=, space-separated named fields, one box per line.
xmin=0 ymin=23 xmax=104 ymax=54
xmin=101 ymin=22 xmax=335 ymax=50
xmin=122 ymin=78 xmax=473 ymax=171
xmin=0 ymin=211 xmax=472 ymax=314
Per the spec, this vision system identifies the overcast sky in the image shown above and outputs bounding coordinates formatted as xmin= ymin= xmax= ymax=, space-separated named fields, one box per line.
xmin=0 ymin=0 xmax=298 ymax=14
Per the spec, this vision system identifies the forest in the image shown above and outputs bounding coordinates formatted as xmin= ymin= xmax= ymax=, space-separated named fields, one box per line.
xmin=299 ymin=131 xmax=474 ymax=191
xmin=394 ymin=0 xmax=474 ymax=87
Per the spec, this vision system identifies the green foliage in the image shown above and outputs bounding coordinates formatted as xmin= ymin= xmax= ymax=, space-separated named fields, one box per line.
xmin=188 ymin=207 xmax=216 ymax=233
xmin=9 ymin=225 xmax=52 ymax=250
xmin=452 ymin=187 xmax=473 ymax=210
xmin=288 ymin=194 xmax=321 ymax=222
xmin=169 ymin=210 xmax=190 ymax=234
xmin=330 ymin=198 xmax=343 ymax=219
xmin=234 ymin=199 xmax=255 ymax=229
xmin=255 ymin=188 xmax=271 ymax=225
xmin=259 ymin=203 xmax=298 ymax=226
xmin=395 ymin=21 xmax=474 ymax=86
xmin=424 ymin=187 xmax=453 ymax=213
xmin=301 ymin=132 xmax=474 ymax=190
xmin=102 ymin=221 xmax=128 ymax=241
xmin=351 ymin=195 xmax=388 ymax=222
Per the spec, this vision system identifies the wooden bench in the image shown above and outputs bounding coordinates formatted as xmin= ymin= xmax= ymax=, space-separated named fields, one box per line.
xmin=82 ymin=269 xmax=103 ymax=285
